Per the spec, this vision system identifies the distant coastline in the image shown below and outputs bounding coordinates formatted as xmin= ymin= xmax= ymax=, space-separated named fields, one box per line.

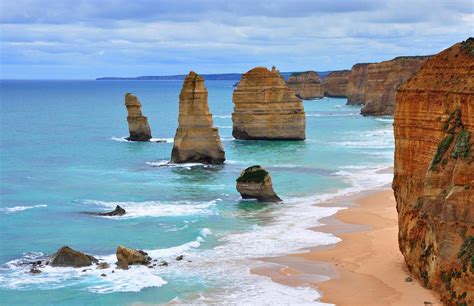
xmin=96 ymin=71 xmax=333 ymax=81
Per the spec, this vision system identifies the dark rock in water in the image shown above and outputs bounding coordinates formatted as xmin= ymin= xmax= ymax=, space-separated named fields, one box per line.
xmin=175 ymin=255 xmax=184 ymax=261
xmin=116 ymin=245 xmax=151 ymax=270
xmin=50 ymin=246 xmax=98 ymax=268
xmin=236 ymin=165 xmax=282 ymax=202
xmin=158 ymin=260 xmax=168 ymax=266
xmin=30 ymin=268 xmax=42 ymax=274
xmin=96 ymin=262 xmax=110 ymax=269
xmin=84 ymin=205 xmax=126 ymax=217
xmin=101 ymin=273 xmax=106 ymax=277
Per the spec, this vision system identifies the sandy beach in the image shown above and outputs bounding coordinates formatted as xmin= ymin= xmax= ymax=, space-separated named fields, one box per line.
xmin=252 ymin=189 xmax=441 ymax=305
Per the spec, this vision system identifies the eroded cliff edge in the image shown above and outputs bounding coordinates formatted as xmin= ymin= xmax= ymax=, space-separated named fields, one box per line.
xmin=393 ymin=38 xmax=474 ymax=305
xmin=323 ymin=70 xmax=350 ymax=97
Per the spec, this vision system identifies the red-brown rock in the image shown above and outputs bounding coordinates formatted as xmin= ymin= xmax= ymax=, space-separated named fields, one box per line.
xmin=323 ymin=70 xmax=350 ymax=97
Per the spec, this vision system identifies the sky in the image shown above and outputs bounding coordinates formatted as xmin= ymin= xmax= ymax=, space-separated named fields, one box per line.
xmin=0 ymin=0 xmax=473 ymax=79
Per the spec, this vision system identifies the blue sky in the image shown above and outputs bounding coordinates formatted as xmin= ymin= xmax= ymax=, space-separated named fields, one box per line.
xmin=1 ymin=0 xmax=472 ymax=79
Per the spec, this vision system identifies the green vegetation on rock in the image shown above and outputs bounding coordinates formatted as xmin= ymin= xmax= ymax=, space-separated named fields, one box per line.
xmin=452 ymin=129 xmax=471 ymax=159
xmin=431 ymin=134 xmax=454 ymax=170
xmin=458 ymin=236 xmax=474 ymax=272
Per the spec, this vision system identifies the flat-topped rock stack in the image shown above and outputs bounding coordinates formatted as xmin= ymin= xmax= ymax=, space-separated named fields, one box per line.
xmin=171 ymin=71 xmax=225 ymax=164
xmin=286 ymin=71 xmax=324 ymax=100
xmin=232 ymin=66 xmax=306 ymax=140
xmin=323 ymin=70 xmax=351 ymax=97
xmin=125 ymin=93 xmax=152 ymax=141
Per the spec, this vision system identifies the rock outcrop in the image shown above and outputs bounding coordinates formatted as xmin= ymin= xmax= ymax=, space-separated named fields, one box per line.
xmin=125 ymin=93 xmax=152 ymax=141
xmin=236 ymin=165 xmax=281 ymax=202
xmin=360 ymin=56 xmax=430 ymax=116
xmin=232 ymin=67 xmax=306 ymax=140
xmin=116 ymin=245 xmax=151 ymax=269
xmin=286 ymin=71 xmax=324 ymax=100
xmin=393 ymin=38 xmax=474 ymax=305
xmin=171 ymin=71 xmax=225 ymax=164
xmin=323 ymin=70 xmax=350 ymax=97
xmin=346 ymin=63 xmax=370 ymax=105
xmin=85 ymin=205 xmax=126 ymax=216
xmin=50 ymin=246 xmax=98 ymax=267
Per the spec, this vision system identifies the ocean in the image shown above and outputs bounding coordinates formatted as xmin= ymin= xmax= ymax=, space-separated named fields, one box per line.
xmin=0 ymin=79 xmax=394 ymax=305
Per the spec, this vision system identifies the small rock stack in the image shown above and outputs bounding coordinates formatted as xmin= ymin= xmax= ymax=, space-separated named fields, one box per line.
xmin=236 ymin=165 xmax=281 ymax=202
xmin=125 ymin=93 xmax=152 ymax=141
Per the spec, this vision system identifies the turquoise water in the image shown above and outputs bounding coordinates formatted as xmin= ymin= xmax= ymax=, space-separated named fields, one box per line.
xmin=0 ymin=80 xmax=394 ymax=305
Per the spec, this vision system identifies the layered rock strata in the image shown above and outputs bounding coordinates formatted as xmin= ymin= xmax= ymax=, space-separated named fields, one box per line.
xmin=393 ymin=38 xmax=474 ymax=305
xmin=323 ymin=70 xmax=350 ymax=97
xmin=286 ymin=71 xmax=324 ymax=100
xmin=360 ymin=56 xmax=430 ymax=116
xmin=346 ymin=63 xmax=370 ymax=105
xmin=171 ymin=71 xmax=225 ymax=164
xmin=232 ymin=67 xmax=306 ymax=140
xmin=125 ymin=93 xmax=152 ymax=141
xmin=236 ymin=165 xmax=281 ymax=202
xmin=50 ymin=246 xmax=98 ymax=267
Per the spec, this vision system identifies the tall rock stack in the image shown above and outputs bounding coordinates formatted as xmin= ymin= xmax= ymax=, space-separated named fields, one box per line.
xmin=393 ymin=38 xmax=474 ymax=305
xmin=346 ymin=63 xmax=370 ymax=105
xmin=360 ymin=56 xmax=430 ymax=116
xmin=322 ymin=70 xmax=350 ymax=97
xmin=171 ymin=71 xmax=225 ymax=164
xmin=232 ymin=66 xmax=306 ymax=140
xmin=286 ymin=71 xmax=324 ymax=100
xmin=125 ymin=93 xmax=152 ymax=141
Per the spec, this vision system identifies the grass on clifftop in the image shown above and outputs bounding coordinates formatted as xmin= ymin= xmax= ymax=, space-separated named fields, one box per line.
xmin=236 ymin=166 xmax=268 ymax=184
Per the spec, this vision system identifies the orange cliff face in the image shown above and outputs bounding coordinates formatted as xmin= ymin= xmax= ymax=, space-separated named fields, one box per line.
xmin=286 ymin=71 xmax=324 ymax=100
xmin=322 ymin=70 xmax=350 ymax=97
xmin=361 ymin=56 xmax=430 ymax=116
xmin=393 ymin=38 xmax=474 ymax=305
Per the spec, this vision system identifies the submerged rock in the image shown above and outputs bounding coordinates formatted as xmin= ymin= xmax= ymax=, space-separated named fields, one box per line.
xmin=286 ymin=71 xmax=324 ymax=100
xmin=50 ymin=246 xmax=98 ymax=268
xmin=125 ymin=93 xmax=152 ymax=141
xmin=236 ymin=166 xmax=281 ymax=202
xmin=171 ymin=71 xmax=225 ymax=164
xmin=116 ymin=245 xmax=151 ymax=269
xmin=232 ymin=66 xmax=306 ymax=140
xmin=85 ymin=205 xmax=126 ymax=217
xmin=393 ymin=38 xmax=474 ymax=305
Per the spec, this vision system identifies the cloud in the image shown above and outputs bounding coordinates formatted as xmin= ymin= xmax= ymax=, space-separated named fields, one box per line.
xmin=0 ymin=0 xmax=472 ymax=78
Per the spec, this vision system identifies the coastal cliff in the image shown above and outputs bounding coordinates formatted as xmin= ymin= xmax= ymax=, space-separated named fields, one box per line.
xmin=393 ymin=38 xmax=474 ymax=305
xmin=232 ymin=67 xmax=306 ymax=140
xmin=125 ymin=93 xmax=152 ymax=141
xmin=360 ymin=56 xmax=430 ymax=116
xmin=286 ymin=71 xmax=324 ymax=100
xmin=171 ymin=71 xmax=225 ymax=164
xmin=323 ymin=70 xmax=350 ymax=97
xmin=346 ymin=63 xmax=370 ymax=105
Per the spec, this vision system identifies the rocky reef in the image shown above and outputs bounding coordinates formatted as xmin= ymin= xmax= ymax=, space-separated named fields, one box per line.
xmin=232 ymin=66 xmax=306 ymax=140
xmin=360 ymin=56 xmax=430 ymax=116
xmin=50 ymin=246 xmax=98 ymax=267
xmin=236 ymin=165 xmax=281 ymax=202
xmin=116 ymin=245 xmax=151 ymax=270
xmin=125 ymin=93 xmax=152 ymax=141
xmin=286 ymin=71 xmax=324 ymax=100
xmin=323 ymin=70 xmax=350 ymax=97
xmin=171 ymin=71 xmax=225 ymax=164
xmin=84 ymin=205 xmax=126 ymax=217
xmin=393 ymin=38 xmax=474 ymax=305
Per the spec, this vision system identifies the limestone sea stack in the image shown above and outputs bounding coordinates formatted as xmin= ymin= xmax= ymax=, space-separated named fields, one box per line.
xmin=171 ymin=71 xmax=225 ymax=164
xmin=232 ymin=67 xmax=306 ymax=140
xmin=393 ymin=38 xmax=473 ymax=305
xmin=323 ymin=70 xmax=350 ymax=97
xmin=360 ymin=56 xmax=430 ymax=116
xmin=346 ymin=63 xmax=370 ymax=105
xmin=286 ymin=71 xmax=324 ymax=100
xmin=116 ymin=246 xmax=151 ymax=269
xmin=236 ymin=166 xmax=281 ymax=202
xmin=125 ymin=93 xmax=152 ymax=141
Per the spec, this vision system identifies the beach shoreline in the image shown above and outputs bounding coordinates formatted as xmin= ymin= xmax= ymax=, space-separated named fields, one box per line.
xmin=252 ymin=187 xmax=441 ymax=305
